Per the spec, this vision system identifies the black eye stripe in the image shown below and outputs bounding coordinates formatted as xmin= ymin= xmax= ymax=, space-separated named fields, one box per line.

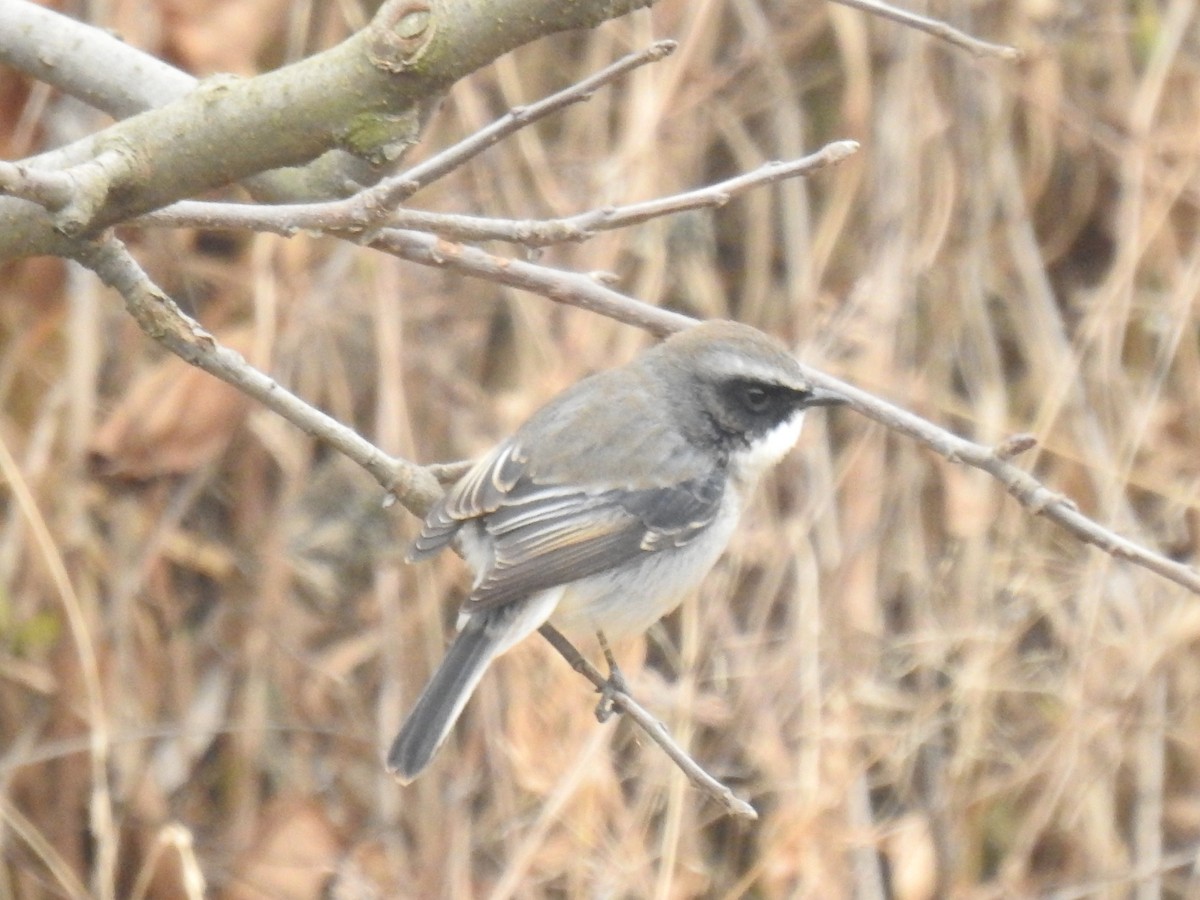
xmin=699 ymin=376 xmax=812 ymax=452
xmin=713 ymin=378 xmax=811 ymax=420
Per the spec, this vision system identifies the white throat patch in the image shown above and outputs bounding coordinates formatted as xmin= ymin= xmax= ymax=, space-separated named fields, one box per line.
xmin=731 ymin=411 xmax=805 ymax=483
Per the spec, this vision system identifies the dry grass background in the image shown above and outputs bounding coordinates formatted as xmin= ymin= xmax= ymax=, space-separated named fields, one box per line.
xmin=1 ymin=0 xmax=1199 ymax=897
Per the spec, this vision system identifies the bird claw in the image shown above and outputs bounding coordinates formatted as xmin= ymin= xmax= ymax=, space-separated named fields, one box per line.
xmin=593 ymin=631 xmax=628 ymax=723
xmin=594 ymin=665 xmax=629 ymax=723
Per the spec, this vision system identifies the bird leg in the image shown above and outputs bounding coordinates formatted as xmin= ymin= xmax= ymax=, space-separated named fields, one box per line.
xmin=593 ymin=630 xmax=629 ymax=723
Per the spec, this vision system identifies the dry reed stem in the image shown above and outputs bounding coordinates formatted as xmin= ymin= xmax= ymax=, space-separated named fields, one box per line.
xmin=0 ymin=423 xmax=116 ymax=899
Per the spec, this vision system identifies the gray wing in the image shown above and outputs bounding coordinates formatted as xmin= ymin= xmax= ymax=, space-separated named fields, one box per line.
xmin=408 ymin=438 xmax=726 ymax=612
xmin=408 ymin=440 xmax=526 ymax=562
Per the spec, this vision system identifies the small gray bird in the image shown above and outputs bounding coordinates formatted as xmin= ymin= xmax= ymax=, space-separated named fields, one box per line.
xmin=388 ymin=319 xmax=842 ymax=782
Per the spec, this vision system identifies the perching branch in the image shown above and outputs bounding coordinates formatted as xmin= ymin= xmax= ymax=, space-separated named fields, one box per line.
xmin=68 ymin=233 xmax=761 ymax=817
xmin=537 ymin=624 xmax=758 ymax=819
xmin=370 ymin=220 xmax=1200 ymax=597
xmin=364 ymin=219 xmax=1200 ymax=599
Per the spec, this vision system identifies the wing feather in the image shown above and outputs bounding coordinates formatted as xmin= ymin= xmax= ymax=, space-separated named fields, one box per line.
xmin=463 ymin=468 xmax=727 ymax=611
xmin=407 ymin=440 xmax=528 ymax=562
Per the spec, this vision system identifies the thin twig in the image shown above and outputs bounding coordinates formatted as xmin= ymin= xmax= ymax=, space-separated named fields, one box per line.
xmin=537 ymin=624 xmax=757 ymax=820
xmin=394 ymin=39 xmax=678 ymax=202
xmin=502 ymin=142 xmax=858 ymax=245
xmin=798 ymin=372 xmax=1200 ymax=596
xmin=371 ymin=227 xmax=695 ymax=336
xmin=829 ymin=0 xmax=1023 ymax=59
xmin=143 ymin=140 xmax=860 ymax=247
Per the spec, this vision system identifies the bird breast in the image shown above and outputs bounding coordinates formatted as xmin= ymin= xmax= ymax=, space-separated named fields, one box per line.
xmin=547 ymin=488 xmax=743 ymax=639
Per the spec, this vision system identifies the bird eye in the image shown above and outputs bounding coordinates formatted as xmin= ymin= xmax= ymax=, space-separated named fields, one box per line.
xmin=742 ymin=385 xmax=770 ymax=413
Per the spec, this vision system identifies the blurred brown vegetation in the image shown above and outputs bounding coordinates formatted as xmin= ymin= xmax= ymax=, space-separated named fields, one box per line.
xmin=2 ymin=0 xmax=1200 ymax=897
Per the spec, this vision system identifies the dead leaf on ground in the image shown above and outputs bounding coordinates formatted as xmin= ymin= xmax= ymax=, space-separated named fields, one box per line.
xmin=222 ymin=798 xmax=343 ymax=900
xmin=90 ymin=327 xmax=256 ymax=479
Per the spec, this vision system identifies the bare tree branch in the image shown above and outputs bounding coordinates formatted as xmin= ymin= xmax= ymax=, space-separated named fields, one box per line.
xmin=0 ymin=0 xmax=390 ymax=206
xmin=537 ymin=624 xmax=758 ymax=820
xmin=829 ymin=0 xmax=1023 ymax=59
xmin=393 ymin=38 xmax=679 ymax=205
xmin=0 ymin=0 xmax=195 ymax=117
xmin=68 ymin=236 xmax=444 ymax=520
xmin=801 ymin=375 xmax=1200 ymax=595
xmin=142 ymin=140 xmax=860 ymax=246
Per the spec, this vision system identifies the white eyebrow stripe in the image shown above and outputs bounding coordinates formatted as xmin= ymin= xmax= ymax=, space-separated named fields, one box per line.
xmin=707 ymin=352 xmax=808 ymax=390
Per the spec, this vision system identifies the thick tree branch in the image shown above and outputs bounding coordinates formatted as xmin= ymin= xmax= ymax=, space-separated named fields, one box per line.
xmin=0 ymin=0 xmax=391 ymax=206
xmin=0 ymin=0 xmax=195 ymax=117
xmin=0 ymin=0 xmax=654 ymax=261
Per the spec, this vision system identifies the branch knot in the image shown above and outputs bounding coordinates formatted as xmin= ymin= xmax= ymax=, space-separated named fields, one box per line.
xmin=367 ymin=0 xmax=436 ymax=73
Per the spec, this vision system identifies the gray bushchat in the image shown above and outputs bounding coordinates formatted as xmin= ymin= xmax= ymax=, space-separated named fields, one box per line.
xmin=388 ymin=319 xmax=843 ymax=782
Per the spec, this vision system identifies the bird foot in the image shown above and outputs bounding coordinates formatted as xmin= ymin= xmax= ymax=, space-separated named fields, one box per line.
xmin=593 ymin=631 xmax=628 ymax=723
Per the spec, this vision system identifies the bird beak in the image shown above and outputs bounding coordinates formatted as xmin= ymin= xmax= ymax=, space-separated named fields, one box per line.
xmin=804 ymin=386 xmax=848 ymax=408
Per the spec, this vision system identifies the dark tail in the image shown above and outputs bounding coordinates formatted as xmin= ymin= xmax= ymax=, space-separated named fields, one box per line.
xmin=387 ymin=616 xmax=500 ymax=783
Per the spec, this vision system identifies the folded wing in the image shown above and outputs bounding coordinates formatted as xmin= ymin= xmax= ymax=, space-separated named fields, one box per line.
xmin=409 ymin=438 xmax=726 ymax=612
